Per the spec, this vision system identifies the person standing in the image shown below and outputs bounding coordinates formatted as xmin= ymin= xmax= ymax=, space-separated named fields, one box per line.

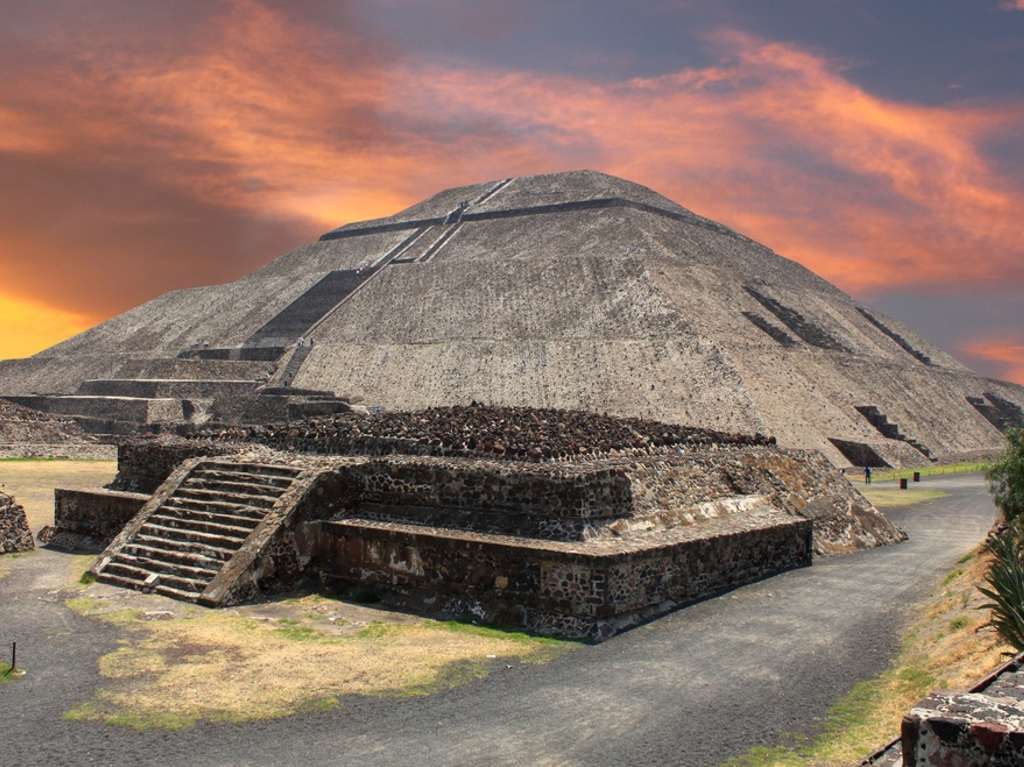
xmin=864 ymin=466 xmax=872 ymax=484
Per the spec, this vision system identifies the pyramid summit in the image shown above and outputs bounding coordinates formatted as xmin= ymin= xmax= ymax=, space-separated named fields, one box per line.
xmin=1 ymin=169 xmax=1021 ymax=467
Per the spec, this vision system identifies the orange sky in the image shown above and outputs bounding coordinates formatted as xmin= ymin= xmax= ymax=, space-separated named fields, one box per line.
xmin=1 ymin=1 xmax=1022 ymax=381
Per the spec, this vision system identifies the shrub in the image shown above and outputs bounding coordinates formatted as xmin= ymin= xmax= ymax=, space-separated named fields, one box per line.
xmin=980 ymin=519 xmax=1024 ymax=651
xmin=988 ymin=428 xmax=1024 ymax=522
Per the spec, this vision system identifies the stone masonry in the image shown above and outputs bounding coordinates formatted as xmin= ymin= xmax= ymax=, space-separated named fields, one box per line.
xmin=0 ymin=491 xmax=34 ymax=554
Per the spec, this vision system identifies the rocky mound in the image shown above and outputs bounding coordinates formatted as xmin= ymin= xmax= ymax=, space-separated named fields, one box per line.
xmin=0 ymin=492 xmax=34 ymax=554
xmin=0 ymin=399 xmax=90 ymax=443
xmin=198 ymin=404 xmax=774 ymax=462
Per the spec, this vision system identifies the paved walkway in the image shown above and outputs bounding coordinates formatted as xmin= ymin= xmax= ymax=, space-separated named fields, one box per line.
xmin=3 ymin=475 xmax=996 ymax=766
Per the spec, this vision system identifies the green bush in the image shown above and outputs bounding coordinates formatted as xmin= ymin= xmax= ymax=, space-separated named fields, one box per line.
xmin=981 ymin=519 xmax=1024 ymax=651
xmin=988 ymin=428 xmax=1024 ymax=522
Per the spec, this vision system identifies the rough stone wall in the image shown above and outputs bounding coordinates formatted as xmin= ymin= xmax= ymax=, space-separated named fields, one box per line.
xmin=40 ymin=488 xmax=148 ymax=551
xmin=111 ymin=440 xmax=237 ymax=492
xmin=108 ymin=438 xmax=900 ymax=556
xmin=0 ymin=492 xmax=34 ymax=554
xmin=901 ymin=680 xmax=1024 ymax=766
xmin=316 ymin=513 xmax=812 ymax=640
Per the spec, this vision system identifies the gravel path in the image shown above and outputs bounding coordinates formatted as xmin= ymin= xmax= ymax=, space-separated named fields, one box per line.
xmin=2 ymin=475 xmax=996 ymax=767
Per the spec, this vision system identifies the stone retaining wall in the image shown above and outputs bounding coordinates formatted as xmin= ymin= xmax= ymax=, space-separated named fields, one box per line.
xmin=315 ymin=512 xmax=813 ymax=640
xmin=0 ymin=492 xmax=34 ymax=554
xmin=41 ymin=488 xmax=149 ymax=551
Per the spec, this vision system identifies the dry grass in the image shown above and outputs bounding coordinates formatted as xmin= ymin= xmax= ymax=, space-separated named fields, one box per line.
xmin=64 ymin=594 xmax=573 ymax=730
xmin=722 ymin=547 xmax=1012 ymax=767
xmin=861 ymin=487 xmax=948 ymax=508
xmin=0 ymin=458 xmax=117 ymax=530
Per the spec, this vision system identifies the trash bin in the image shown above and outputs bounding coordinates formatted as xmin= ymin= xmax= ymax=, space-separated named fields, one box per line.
xmin=899 ymin=478 xmax=908 ymax=490
xmin=913 ymin=471 xmax=921 ymax=483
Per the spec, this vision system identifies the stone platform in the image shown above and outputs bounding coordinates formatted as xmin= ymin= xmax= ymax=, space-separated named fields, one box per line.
xmin=53 ymin=418 xmax=905 ymax=639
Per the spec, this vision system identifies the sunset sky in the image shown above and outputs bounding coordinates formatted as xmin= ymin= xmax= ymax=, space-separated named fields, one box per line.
xmin=2 ymin=1 xmax=1022 ymax=382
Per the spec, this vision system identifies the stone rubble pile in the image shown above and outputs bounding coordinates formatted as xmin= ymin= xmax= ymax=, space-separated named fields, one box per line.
xmin=0 ymin=491 xmax=34 ymax=554
xmin=198 ymin=404 xmax=774 ymax=462
xmin=0 ymin=399 xmax=93 ymax=443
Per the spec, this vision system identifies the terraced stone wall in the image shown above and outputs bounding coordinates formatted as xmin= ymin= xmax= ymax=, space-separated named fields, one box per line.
xmin=41 ymin=488 xmax=149 ymax=551
xmin=315 ymin=514 xmax=812 ymax=640
xmin=111 ymin=441 xmax=238 ymax=493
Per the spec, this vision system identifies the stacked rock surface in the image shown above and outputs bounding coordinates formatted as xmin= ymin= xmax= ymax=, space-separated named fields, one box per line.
xmin=0 ymin=491 xmax=34 ymax=554
xmin=196 ymin=404 xmax=774 ymax=462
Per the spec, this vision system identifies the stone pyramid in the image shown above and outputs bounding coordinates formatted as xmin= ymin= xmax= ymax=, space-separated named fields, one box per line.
xmin=2 ymin=170 xmax=1021 ymax=466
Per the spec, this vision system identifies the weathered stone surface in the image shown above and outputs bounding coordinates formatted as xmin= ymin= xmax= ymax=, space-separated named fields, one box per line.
xmin=0 ymin=491 xmax=34 ymax=554
xmin=1 ymin=170 xmax=1021 ymax=466
xmin=901 ymin=677 xmax=1024 ymax=766
xmin=39 ymin=488 xmax=149 ymax=551
xmin=87 ymin=416 xmax=902 ymax=639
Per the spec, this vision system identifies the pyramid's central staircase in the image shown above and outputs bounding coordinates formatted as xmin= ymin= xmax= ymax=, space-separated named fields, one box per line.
xmin=93 ymin=459 xmax=315 ymax=605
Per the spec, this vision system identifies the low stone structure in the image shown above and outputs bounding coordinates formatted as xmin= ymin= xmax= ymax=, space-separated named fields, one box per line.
xmin=67 ymin=407 xmax=905 ymax=639
xmin=38 ymin=488 xmax=149 ymax=551
xmin=0 ymin=492 xmax=34 ymax=554
xmin=0 ymin=399 xmax=110 ymax=458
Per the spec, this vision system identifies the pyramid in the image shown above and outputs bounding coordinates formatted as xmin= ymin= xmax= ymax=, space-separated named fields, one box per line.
xmin=2 ymin=170 xmax=1022 ymax=467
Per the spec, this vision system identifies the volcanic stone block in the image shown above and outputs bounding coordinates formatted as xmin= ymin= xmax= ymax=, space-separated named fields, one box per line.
xmin=0 ymin=492 xmax=34 ymax=554
xmin=41 ymin=488 xmax=150 ymax=550
xmin=901 ymin=685 xmax=1024 ymax=766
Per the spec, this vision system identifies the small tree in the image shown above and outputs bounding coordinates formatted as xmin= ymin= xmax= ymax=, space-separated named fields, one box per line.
xmin=988 ymin=428 xmax=1024 ymax=522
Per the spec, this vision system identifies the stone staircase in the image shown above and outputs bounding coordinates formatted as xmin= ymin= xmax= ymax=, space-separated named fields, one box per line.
xmin=93 ymin=459 xmax=310 ymax=605
xmin=855 ymin=405 xmax=936 ymax=461
xmin=967 ymin=392 xmax=1024 ymax=433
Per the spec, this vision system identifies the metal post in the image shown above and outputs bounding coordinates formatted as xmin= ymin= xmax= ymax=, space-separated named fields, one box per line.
xmin=10 ymin=641 xmax=15 ymax=672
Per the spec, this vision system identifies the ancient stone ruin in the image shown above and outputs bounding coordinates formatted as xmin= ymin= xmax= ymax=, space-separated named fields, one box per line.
xmin=864 ymin=655 xmax=1024 ymax=766
xmin=0 ymin=492 xmax=34 ymax=554
xmin=36 ymin=406 xmax=903 ymax=640
xmin=1 ymin=169 xmax=1022 ymax=468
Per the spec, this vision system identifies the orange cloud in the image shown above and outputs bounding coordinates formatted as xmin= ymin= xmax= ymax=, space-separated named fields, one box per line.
xmin=1002 ymin=1 xmax=1024 ymax=11
xmin=0 ymin=295 xmax=92 ymax=359
xmin=962 ymin=338 xmax=1024 ymax=384
xmin=0 ymin=0 xmax=1022 ymax=369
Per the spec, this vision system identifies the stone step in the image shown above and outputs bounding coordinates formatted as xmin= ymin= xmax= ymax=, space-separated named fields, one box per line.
xmin=159 ymin=505 xmax=264 ymax=529
xmin=173 ymin=487 xmax=279 ymax=509
xmin=113 ymin=551 xmax=220 ymax=580
xmin=119 ymin=544 xmax=224 ymax=573
xmin=164 ymin=496 xmax=265 ymax=518
xmin=190 ymin=468 xmax=294 ymax=488
xmin=101 ymin=561 xmax=208 ymax=594
xmin=200 ymin=461 xmax=302 ymax=479
xmin=138 ymin=523 xmax=245 ymax=549
xmin=95 ymin=571 xmax=148 ymax=591
xmin=182 ymin=477 xmax=288 ymax=496
xmin=149 ymin=513 xmax=256 ymax=538
xmin=123 ymin=542 xmax=227 ymax=568
xmin=153 ymin=583 xmax=205 ymax=601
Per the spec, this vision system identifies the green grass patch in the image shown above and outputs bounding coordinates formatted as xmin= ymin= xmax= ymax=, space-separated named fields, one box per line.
xmin=949 ymin=616 xmax=969 ymax=632
xmin=427 ymin=619 xmax=571 ymax=648
xmin=870 ymin=461 xmax=992 ymax=483
xmin=943 ymin=568 xmax=964 ymax=586
xmin=274 ymin=621 xmax=335 ymax=643
xmin=1 ymin=660 xmax=15 ymax=682
xmin=79 ymin=570 xmax=97 ymax=586
xmin=356 ymin=621 xmax=403 ymax=640
xmin=64 ymin=701 xmax=195 ymax=731
xmin=861 ymin=488 xmax=948 ymax=508
xmin=957 ymin=552 xmax=974 ymax=565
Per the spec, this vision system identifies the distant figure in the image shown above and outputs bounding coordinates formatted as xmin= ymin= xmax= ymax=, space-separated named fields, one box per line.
xmin=864 ymin=466 xmax=872 ymax=484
